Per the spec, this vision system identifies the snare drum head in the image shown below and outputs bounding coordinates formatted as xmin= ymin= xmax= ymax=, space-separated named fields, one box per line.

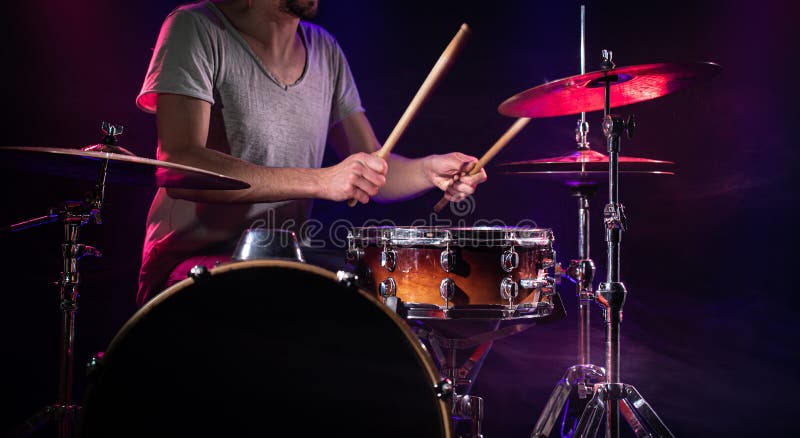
xmin=79 ymin=260 xmax=450 ymax=437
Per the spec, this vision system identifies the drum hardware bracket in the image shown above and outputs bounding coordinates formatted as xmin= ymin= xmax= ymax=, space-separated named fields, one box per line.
xmin=439 ymin=278 xmax=456 ymax=305
xmin=500 ymin=276 xmax=519 ymax=304
xmin=345 ymin=246 xmax=363 ymax=263
xmin=576 ymin=119 xmax=590 ymax=150
xmin=502 ymin=246 xmax=519 ymax=272
xmin=100 ymin=121 xmax=124 ymax=146
xmin=603 ymin=203 xmax=628 ymax=232
xmin=440 ymin=246 xmax=456 ymax=273
xmin=379 ymin=277 xmax=397 ymax=298
xmin=567 ymin=259 xmax=596 ymax=301
xmin=451 ymin=394 xmax=485 ymax=438
xmin=380 ymin=246 xmax=397 ymax=272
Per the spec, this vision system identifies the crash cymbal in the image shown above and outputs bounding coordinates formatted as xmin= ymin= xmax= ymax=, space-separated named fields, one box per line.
xmin=0 ymin=146 xmax=250 ymax=190
xmin=496 ymin=149 xmax=674 ymax=186
xmin=498 ymin=62 xmax=722 ymax=118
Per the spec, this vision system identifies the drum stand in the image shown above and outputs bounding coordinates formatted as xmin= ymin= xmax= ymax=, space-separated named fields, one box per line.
xmin=571 ymin=50 xmax=674 ymax=438
xmin=5 ymin=125 xmax=121 ymax=438
xmin=412 ymin=320 xmax=535 ymax=438
xmin=413 ymin=322 xmax=497 ymax=438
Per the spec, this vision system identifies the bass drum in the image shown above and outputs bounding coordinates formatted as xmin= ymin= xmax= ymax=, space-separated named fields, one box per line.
xmin=79 ymin=260 xmax=451 ymax=437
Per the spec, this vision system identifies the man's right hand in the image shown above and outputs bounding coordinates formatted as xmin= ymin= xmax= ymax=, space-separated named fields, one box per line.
xmin=318 ymin=152 xmax=388 ymax=204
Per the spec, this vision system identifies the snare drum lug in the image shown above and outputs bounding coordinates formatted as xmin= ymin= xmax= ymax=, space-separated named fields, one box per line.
xmin=500 ymin=277 xmax=519 ymax=301
xmin=501 ymin=248 xmax=519 ymax=272
xmin=380 ymin=248 xmax=397 ymax=272
xmin=440 ymin=248 xmax=456 ymax=273
xmin=379 ymin=277 xmax=397 ymax=298
xmin=440 ymin=278 xmax=456 ymax=301
xmin=187 ymin=264 xmax=210 ymax=281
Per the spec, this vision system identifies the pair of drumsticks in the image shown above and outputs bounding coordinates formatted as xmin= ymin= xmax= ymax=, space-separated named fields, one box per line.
xmin=347 ymin=23 xmax=531 ymax=212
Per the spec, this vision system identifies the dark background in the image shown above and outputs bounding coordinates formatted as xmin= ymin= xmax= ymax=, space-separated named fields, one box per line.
xmin=0 ymin=0 xmax=795 ymax=436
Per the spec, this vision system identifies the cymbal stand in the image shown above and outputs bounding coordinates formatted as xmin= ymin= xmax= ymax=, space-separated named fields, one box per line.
xmin=572 ymin=51 xmax=674 ymax=438
xmin=5 ymin=124 xmax=121 ymax=438
xmin=531 ymin=7 xmax=606 ymax=436
xmin=531 ymin=182 xmax=607 ymax=438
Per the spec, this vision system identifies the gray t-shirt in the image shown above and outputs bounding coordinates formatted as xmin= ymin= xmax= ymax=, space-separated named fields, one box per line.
xmin=136 ymin=1 xmax=364 ymax=304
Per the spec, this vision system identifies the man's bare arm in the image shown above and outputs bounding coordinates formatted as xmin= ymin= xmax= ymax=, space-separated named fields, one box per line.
xmin=156 ymin=93 xmax=386 ymax=204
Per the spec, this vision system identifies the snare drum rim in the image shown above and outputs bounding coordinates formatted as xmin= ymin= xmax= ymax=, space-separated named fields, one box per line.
xmin=102 ymin=259 xmax=453 ymax=437
xmin=348 ymin=225 xmax=554 ymax=247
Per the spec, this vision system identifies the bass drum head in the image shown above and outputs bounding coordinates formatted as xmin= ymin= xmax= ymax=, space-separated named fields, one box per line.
xmin=79 ymin=260 xmax=451 ymax=437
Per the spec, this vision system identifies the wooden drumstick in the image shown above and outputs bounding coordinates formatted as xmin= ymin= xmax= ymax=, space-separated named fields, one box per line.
xmin=348 ymin=23 xmax=471 ymax=207
xmin=432 ymin=117 xmax=531 ymax=213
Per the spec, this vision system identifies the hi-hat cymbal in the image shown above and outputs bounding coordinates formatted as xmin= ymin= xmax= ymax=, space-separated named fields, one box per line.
xmin=0 ymin=146 xmax=250 ymax=190
xmin=496 ymin=149 xmax=674 ymax=186
xmin=498 ymin=62 xmax=722 ymax=118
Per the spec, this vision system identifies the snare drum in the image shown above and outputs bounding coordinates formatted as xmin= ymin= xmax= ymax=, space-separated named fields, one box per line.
xmin=79 ymin=260 xmax=452 ymax=437
xmin=347 ymin=226 xmax=557 ymax=319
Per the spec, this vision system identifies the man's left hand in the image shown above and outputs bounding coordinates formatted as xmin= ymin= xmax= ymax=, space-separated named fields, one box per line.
xmin=423 ymin=153 xmax=488 ymax=202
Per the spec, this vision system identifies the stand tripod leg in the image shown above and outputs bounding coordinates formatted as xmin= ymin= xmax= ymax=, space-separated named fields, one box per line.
xmin=531 ymin=375 xmax=573 ymax=437
xmin=7 ymin=406 xmax=56 ymax=437
xmin=6 ymin=404 xmax=79 ymax=438
xmin=620 ymin=385 xmax=675 ymax=438
xmin=573 ymin=385 xmax=607 ymax=438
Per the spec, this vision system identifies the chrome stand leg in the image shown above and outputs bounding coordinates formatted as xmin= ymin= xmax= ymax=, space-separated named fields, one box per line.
xmin=531 ymin=364 xmax=605 ymax=438
xmin=619 ymin=386 xmax=674 ymax=438
xmin=531 ymin=376 xmax=572 ymax=437
xmin=573 ymin=384 xmax=675 ymax=438
xmin=574 ymin=384 xmax=607 ymax=438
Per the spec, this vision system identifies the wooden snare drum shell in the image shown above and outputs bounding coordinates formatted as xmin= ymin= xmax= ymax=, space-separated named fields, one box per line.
xmin=358 ymin=245 xmax=552 ymax=307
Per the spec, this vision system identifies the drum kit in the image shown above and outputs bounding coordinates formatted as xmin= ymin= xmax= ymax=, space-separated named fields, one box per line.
xmin=1 ymin=13 xmax=721 ymax=438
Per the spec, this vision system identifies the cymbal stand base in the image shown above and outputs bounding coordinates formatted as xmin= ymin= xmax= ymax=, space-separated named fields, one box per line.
xmin=530 ymin=364 xmax=605 ymax=438
xmin=573 ymin=383 xmax=674 ymax=438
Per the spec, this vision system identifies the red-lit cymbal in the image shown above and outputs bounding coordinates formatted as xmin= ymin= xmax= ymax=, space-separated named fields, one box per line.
xmin=498 ymin=62 xmax=721 ymax=118
xmin=496 ymin=149 xmax=674 ymax=186
xmin=0 ymin=146 xmax=250 ymax=190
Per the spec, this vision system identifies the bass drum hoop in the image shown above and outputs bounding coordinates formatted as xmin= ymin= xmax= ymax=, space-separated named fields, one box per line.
xmin=79 ymin=259 xmax=452 ymax=437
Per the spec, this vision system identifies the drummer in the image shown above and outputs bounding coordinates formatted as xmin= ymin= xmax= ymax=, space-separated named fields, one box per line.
xmin=135 ymin=0 xmax=487 ymax=305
